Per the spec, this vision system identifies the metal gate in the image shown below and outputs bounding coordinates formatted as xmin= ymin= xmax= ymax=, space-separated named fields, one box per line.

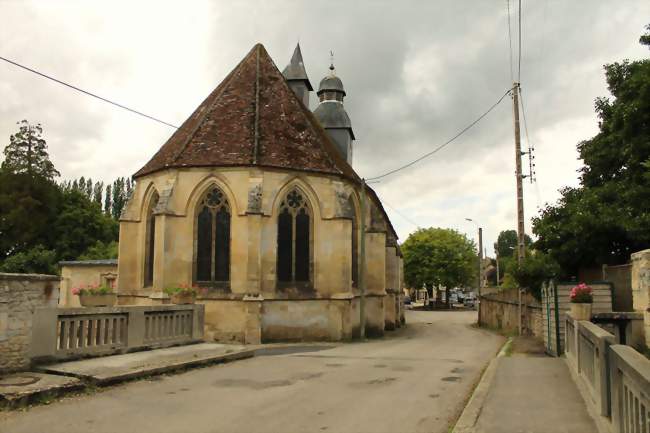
xmin=541 ymin=281 xmax=562 ymax=356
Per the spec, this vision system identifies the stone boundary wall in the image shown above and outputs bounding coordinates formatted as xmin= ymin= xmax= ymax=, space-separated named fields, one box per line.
xmin=0 ymin=273 xmax=60 ymax=373
xmin=479 ymin=288 xmax=542 ymax=337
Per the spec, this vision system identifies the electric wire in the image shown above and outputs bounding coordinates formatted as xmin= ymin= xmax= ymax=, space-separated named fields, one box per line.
xmin=375 ymin=193 xmax=420 ymax=229
xmin=366 ymin=88 xmax=513 ymax=182
xmin=0 ymin=56 xmax=180 ymax=129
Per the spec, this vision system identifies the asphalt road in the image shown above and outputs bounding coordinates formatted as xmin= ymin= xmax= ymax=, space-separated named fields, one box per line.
xmin=2 ymin=310 xmax=504 ymax=433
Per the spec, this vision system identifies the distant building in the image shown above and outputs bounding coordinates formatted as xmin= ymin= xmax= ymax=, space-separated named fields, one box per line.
xmin=64 ymin=44 xmax=404 ymax=343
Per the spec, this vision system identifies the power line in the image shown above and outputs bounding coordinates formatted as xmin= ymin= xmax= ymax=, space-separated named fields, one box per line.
xmin=0 ymin=56 xmax=180 ymax=129
xmin=367 ymin=88 xmax=513 ymax=181
xmin=375 ymin=193 xmax=420 ymax=229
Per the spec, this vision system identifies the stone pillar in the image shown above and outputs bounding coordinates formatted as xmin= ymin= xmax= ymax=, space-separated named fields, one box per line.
xmin=243 ymin=295 xmax=263 ymax=344
xmin=384 ymin=246 xmax=398 ymax=331
xmin=1 ymin=273 xmax=60 ymax=372
xmin=631 ymin=249 xmax=650 ymax=347
xmin=245 ymin=176 xmax=263 ymax=294
xmin=365 ymin=232 xmax=386 ymax=337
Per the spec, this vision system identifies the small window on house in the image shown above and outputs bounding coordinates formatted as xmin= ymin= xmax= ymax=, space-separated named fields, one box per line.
xmin=144 ymin=191 xmax=159 ymax=287
xmin=195 ymin=187 xmax=231 ymax=286
xmin=277 ymin=188 xmax=311 ymax=286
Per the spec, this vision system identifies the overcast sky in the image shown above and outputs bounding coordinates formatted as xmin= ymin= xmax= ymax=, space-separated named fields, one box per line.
xmin=1 ymin=1 xmax=649 ymax=255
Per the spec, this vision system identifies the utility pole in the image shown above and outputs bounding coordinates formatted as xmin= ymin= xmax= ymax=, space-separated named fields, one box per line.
xmin=359 ymin=179 xmax=367 ymax=339
xmin=513 ymin=82 xmax=526 ymax=264
xmin=478 ymin=228 xmax=483 ymax=296
xmin=512 ymin=82 xmax=525 ymax=336
xmin=495 ymin=247 xmax=500 ymax=287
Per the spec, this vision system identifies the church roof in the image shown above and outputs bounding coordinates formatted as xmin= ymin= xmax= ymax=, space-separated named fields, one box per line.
xmin=134 ymin=44 xmax=355 ymax=180
xmin=313 ymin=101 xmax=355 ymax=139
xmin=282 ymin=43 xmax=313 ymax=90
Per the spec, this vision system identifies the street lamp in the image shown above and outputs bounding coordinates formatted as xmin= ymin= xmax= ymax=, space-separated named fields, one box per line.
xmin=464 ymin=218 xmax=483 ymax=299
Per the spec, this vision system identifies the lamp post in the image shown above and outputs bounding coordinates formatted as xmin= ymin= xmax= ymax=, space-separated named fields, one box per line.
xmin=465 ymin=218 xmax=483 ymax=303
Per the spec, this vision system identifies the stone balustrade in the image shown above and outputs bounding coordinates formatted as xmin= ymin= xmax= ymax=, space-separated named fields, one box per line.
xmin=566 ymin=314 xmax=650 ymax=433
xmin=30 ymin=305 xmax=204 ymax=362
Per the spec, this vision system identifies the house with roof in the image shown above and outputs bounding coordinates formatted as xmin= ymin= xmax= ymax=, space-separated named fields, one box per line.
xmin=62 ymin=43 xmax=404 ymax=343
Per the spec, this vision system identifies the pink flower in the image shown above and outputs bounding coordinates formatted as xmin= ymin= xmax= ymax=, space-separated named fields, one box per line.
xmin=71 ymin=287 xmax=80 ymax=296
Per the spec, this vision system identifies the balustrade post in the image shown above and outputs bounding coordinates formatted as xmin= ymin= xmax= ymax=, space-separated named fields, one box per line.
xmin=127 ymin=308 xmax=145 ymax=349
xmin=29 ymin=308 xmax=59 ymax=359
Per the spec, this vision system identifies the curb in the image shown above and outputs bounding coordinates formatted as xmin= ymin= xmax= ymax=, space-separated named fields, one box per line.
xmin=452 ymin=337 xmax=511 ymax=433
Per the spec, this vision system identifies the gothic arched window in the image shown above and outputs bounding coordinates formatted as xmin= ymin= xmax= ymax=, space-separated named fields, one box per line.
xmin=195 ymin=186 xmax=231 ymax=285
xmin=144 ymin=191 xmax=159 ymax=287
xmin=277 ymin=188 xmax=311 ymax=285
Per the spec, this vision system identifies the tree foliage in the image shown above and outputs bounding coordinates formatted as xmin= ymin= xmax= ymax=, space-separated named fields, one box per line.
xmin=1 ymin=120 xmax=60 ymax=179
xmin=402 ymin=227 xmax=477 ymax=305
xmin=506 ymin=251 xmax=560 ymax=300
xmin=494 ymin=229 xmax=532 ymax=259
xmin=533 ymin=26 xmax=650 ymax=276
xmin=0 ymin=120 xmax=121 ymax=274
xmin=0 ymin=245 xmax=58 ymax=275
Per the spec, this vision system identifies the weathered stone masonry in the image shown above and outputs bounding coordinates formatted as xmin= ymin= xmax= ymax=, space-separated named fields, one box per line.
xmin=0 ymin=273 xmax=60 ymax=373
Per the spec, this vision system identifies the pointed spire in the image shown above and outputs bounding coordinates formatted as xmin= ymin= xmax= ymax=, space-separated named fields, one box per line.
xmin=282 ymin=43 xmax=313 ymax=90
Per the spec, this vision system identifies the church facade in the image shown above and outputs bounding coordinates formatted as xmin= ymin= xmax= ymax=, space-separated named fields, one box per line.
xmin=115 ymin=44 xmax=404 ymax=343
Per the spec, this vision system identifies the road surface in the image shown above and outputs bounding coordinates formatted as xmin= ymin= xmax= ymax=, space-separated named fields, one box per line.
xmin=2 ymin=310 xmax=503 ymax=433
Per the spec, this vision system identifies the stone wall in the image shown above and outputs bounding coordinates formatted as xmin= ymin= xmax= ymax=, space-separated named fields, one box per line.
xmin=479 ymin=288 xmax=542 ymax=337
xmin=59 ymin=260 xmax=118 ymax=307
xmin=0 ymin=273 xmax=60 ymax=373
xmin=604 ymin=263 xmax=633 ymax=312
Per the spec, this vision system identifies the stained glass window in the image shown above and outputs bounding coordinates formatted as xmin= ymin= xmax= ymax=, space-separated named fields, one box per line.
xmin=277 ymin=188 xmax=311 ymax=285
xmin=195 ymin=186 xmax=231 ymax=285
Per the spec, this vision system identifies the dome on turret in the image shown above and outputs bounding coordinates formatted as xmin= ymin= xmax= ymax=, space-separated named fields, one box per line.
xmin=317 ymin=74 xmax=346 ymax=96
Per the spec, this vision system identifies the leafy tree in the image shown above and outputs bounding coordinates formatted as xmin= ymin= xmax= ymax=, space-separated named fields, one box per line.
xmin=52 ymin=190 xmax=118 ymax=261
xmin=104 ymin=184 xmax=112 ymax=215
xmin=1 ymin=120 xmax=59 ymax=179
xmin=0 ymin=170 xmax=61 ymax=260
xmin=0 ymin=245 xmax=57 ymax=274
xmin=533 ymin=26 xmax=650 ymax=276
xmin=494 ymin=229 xmax=532 ymax=258
xmin=92 ymin=181 xmax=104 ymax=205
xmin=402 ymin=227 xmax=477 ymax=308
xmin=505 ymin=251 xmax=560 ymax=300
xmin=78 ymin=240 xmax=118 ymax=260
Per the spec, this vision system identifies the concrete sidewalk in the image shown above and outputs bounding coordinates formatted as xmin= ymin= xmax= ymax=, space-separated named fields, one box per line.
xmin=37 ymin=343 xmax=254 ymax=384
xmin=455 ymin=338 xmax=598 ymax=433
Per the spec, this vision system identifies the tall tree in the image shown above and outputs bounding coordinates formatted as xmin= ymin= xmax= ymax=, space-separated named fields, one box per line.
xmin=494 ymin=229 xmax=532 ymax=258
xmin=402 ymin=227 xmax=477 ymax=308
xmin=533 ymin=26 xmax=650 ymax=276
xmin=104 ymin=184 xmax=112 ymax=215
xmin=52 ymin=189 xmax=118 ymax=261
xmin=1 ymin=120 xmax=60 ymax=179
xmin=92 ymin=181 xmax=104 ymax=205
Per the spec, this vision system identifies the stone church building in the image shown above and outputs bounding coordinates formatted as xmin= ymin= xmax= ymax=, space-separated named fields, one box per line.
xmin=68 ymin=44 xmax=404 ymax=343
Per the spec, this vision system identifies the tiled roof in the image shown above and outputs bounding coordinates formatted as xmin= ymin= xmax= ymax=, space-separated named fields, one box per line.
xmin=134 ymin=44 xmax=356 ymax=181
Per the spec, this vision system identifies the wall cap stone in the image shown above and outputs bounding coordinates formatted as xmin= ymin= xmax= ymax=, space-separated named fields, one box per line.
xmin=0 ymin=273 xmax=60 ymax=282
xmin=59 ymin=260 xmax=118 ymax=267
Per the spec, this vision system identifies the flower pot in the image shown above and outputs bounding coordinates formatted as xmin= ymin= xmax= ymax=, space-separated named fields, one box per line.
xmin=170 ymin=292 xmax=196 ymax=305
xmin=79 ymin=293 xmax=117 ymax=307
xmin=570 ymin=302 xmax=592 ymax=321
